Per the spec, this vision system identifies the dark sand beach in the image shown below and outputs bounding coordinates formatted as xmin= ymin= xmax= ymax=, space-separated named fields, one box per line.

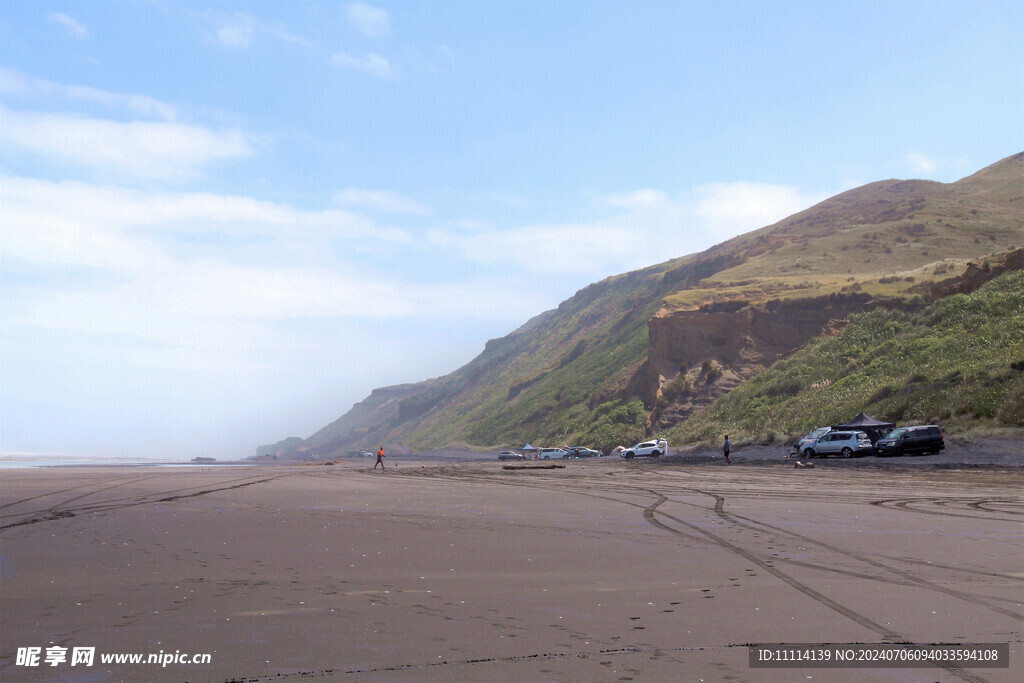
xmin=1 ymin=452 xmax=1021 ymax=682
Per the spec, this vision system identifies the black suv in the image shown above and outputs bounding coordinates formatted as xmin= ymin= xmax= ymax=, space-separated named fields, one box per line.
xmin=874 ymin=425 xmax=944 ymax=456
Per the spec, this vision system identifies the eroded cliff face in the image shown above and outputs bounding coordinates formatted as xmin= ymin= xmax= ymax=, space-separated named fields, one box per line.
xmin=639 ymin=294 xmax=905 ymax=430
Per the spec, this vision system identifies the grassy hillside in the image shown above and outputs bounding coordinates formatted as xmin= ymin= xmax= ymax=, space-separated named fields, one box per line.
xmin=392 ymin=254 xmax=710 ymax=449
xmin=663 ymin=154 xmax=1023 ymax=313
xmin=666 ymin=268 xmax=1024 ymax=446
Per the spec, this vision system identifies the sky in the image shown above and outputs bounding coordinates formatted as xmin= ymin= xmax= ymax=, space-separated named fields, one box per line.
xmin=1 ymin=1 xmax=1021 ymax=460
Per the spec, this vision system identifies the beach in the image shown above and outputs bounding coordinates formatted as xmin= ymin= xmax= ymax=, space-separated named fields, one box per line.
xmin=1 ymin=455 xmax=1021 ymax=682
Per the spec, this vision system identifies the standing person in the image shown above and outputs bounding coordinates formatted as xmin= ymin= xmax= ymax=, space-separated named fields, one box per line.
xmin=374 ymin=446 xmax=386 ymax=470
xmin=723 ymin=435 xmax=731 ymax=464
xmin=658 ymin=438 xmax=668 ymax=455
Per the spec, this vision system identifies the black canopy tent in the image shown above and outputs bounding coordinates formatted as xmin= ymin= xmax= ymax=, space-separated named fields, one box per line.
xmin=832 ymin=413 xmax=895 ymax=443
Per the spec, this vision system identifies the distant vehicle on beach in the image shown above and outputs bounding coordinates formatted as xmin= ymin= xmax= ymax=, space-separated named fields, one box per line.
xmin=498 ymin=450 xmax=523 ymax=461
xmin=539 ymin=448 xmax=568 ymax=459
xmin=620 ymin=440 xmax=665 ymax=459
xmin=566 ymin=447 xmax=602 ymax=458
xmin=802 ymin=431 xmax=871 ymax=458
xmin=874 ymin=425 xmax=945 ymax=456
xmin=355 ymin=451 xmax=373 ymax=457
xmin=796 ymin=427 xmax=831 ymax=453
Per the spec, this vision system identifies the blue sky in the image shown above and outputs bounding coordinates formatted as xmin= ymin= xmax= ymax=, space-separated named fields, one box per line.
xmin=1 ymin=1 xmax=1021 ymax=459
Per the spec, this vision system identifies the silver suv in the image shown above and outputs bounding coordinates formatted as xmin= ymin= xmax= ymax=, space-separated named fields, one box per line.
xmin=802 ymin=431 xmax=871 ymax=458
xmin=539 ymin=448 xmax=567 ymax=459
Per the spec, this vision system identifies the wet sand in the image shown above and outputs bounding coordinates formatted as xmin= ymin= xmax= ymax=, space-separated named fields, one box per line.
xmin=1 ymin=458 xmax=1021 ymax=682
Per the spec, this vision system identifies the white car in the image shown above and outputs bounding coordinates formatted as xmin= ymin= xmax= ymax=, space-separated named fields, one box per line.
xmin=539 ymin=448 xmax=568 ymax=459
xmin=620 ymin=440 xmax=666 ymax=459
xmin=497 ymin=451 xmax=523 ymax=461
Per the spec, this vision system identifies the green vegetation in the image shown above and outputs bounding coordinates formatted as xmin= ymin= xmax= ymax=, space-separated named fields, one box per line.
xmin=667 ymin=269 xmax=1024 ymax=446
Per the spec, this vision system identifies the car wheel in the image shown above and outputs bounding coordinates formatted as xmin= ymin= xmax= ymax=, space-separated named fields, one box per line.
xmin=841 ymin=447 xmax=853 ymax=458
xmin=806 ymin=449 xmax=815 ymax=458
xmin=542 ymin=455 xmax=549 ymax=460
xmin=652 ymin=450 xmax=661 ymax=457
xmin=624 ymin=451 xmax=634 ymax=459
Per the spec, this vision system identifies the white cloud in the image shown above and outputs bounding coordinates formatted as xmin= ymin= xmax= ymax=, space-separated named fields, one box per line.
xmin=0 ymin=177 xmax=411 ymax=272
xmin=347 ymin=3 xmax=390 ymax=38
xmin=202 ymin=12 xmax=314 ymax=49
xmin=334 ymin=188 xmax=427 ymax=215
xmin=0 ymin=68 xmax=178 ymax=121
xmin=48 ymin=12 xmax=89 ymax=39
xmin=906 ymin=151 xmax=938 ymax=176
xmin=432 ymin=182 xmax=828 ymax=275
xmin=0 ymin=105 xmax=253 ymax=179
xmin=693 ymin=182 xmax=828 ymax=240
xmin=0 ymin=177 xmax=541 ymax=328
xmin=432 ymin=222 xmax=637 ymax=274
xmin=331 ymin=52 xmax=394 ymax=78
xmin=268 ymin=25 xmax=317 ymax=49
xmin=215 ymin=13 xmax=257 ymax=47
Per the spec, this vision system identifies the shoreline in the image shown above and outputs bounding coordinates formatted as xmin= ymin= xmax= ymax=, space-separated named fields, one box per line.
xmin=2 ymin=435 xmax=1019 ymax=470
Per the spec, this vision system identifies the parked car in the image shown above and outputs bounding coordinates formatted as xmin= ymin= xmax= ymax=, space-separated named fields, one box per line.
xmin=620 ymin=440 xmax=665 ymax=459
xmin=796 ymin=427 xmax=831 ymax=453
xmin=566 ymin=447 xmax=602 ymax=458
xmin=874 ymin=425 xmax=945 ymax=456
xmin=539 ymin=448 xmax=568 ymax=459
xmin=498 ymin=450 xmax=523 ymax=461
xmin=802 ymin=431 xmax=872 ymax=458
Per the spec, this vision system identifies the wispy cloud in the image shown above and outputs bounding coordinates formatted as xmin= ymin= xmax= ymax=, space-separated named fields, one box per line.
xmin=47 ymin=12 xmax=89 ymax=39
xmin=214 ymin=13 xmax=257 ymax=48
xmin=334 ymin=188 xmax=427 ymax=215
xmin=0 ymin=106 xmax=253 ymax=179
xmin=906 ymin=151 xmax=938 ymax=176
xmin=0 ymin=177 xmax=540 ymax=372
xmin=331 ymin=52 xmax=394 ymax=78
xmin=692 ymin=182 xmax=828 ymax=238
xmin=347 ymin=3 xmax=390 ymax=38
xmin=203 ymin=11 xmax=315 ymax=50
xmin=430 ymin=182 xmax=829 ymax=275
xmin=0 ymin=68 xmax=178 ymax=121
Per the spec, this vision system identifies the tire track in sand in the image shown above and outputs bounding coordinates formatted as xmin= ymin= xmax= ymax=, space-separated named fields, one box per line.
xmin=643 ymin=495 xmax=990 ymax=683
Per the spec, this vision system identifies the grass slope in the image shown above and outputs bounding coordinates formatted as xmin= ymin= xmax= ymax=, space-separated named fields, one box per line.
xmin=392 ymin=256 xmax=704 ymax=451
xmin=666 ymin=269 xmax=1024 ymax=446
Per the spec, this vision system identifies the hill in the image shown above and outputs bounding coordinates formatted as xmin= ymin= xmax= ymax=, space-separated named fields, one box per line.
xmin=261 ymin=153 xmax=1023 ymax=458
